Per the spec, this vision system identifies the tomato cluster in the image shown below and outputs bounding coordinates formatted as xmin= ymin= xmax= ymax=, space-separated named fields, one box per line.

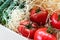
xmin=17 ymin=6 xmax=60 ymax=40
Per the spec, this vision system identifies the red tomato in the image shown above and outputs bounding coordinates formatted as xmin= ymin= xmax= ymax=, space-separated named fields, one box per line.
xmin=30 ymin=6 xmax=48 ymax=25
xmin=50 ymin=10 xmax=60 ymax=29
xmin=18 ymin=20 xmax=38 ymax=39
xmin=34 ymin=28 xmax=57 ymax=40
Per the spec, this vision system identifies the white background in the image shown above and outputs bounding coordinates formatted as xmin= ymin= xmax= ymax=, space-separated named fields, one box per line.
xmin=0 ymin=25 xmax=28 ymax=40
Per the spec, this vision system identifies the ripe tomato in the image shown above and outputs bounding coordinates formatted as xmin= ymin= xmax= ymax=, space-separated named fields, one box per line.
xmin=18 ymin=20 xmax=38 ymax=39
xmin=30 ymin=6 xmax=48 ymax=25
xmin=34 ymin=28 xmax=57 ymax=40
xmin=50 ymin=10 xmax=60 ymax=29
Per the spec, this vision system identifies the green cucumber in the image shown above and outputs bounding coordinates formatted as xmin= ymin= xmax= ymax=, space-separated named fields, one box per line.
xmin=0 ymin=0 xmax=6 ymax=6
xmin=0 ymin=0 xmax=13 ymax=12
xmin=0 ymin=0 xmax=3 ymax=6
xmin=0 ymin=0 xmax=13 ymax=25
xmin=6 ymin=0 xmax=18 ymax=13
xmin=1 ymin=12 xmax=7 ymax=25
xmin=1 ymin=0 xmax=19 ymax=25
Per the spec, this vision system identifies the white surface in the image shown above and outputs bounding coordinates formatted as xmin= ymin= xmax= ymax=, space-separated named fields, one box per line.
xmin=0 ymin=25 xmax=28 ymax=40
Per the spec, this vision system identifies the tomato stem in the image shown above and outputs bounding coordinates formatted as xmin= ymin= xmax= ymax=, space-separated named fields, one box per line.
xmin=35 ymin=8 xmax=41 ymax=13
xmin=47 ymin=27 xmax=54 ymax=34
xmin=26 ymin=22 xmax=32 ymax=29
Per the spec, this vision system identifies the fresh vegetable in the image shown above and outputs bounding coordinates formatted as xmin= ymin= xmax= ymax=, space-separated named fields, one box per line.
xmin=18 ymin=20 xmax=38 ymax=39
xmin=6 ymin=0 xmax=18 ymax=13
xmin=50 ymin=10 xmax=60 ymax=29
xmin=0 ymin=0 xmax=19 ymax=25
xmin=1 ymin=11 xmax=8 ymax=25
xmin=30 ymin=6 xmax=48 ymax=25
xmin=0 ymin=0 xmax=4 ymax=6
xmin=0 ymin=0 xmax=13 ymax=24
xmin=0 ymin=0 xmax=13 ymax=12
xmin=34 ymin=28 xmax=57 ymax=40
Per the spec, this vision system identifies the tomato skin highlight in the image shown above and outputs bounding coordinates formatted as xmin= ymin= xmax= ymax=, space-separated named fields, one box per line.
xmin=18 ymin=20 xmax=38 ymax=39
xmin=34 ymin=28 xmax=57 ymax=40
xmin=30 ymin=6 xmax=48 ymax=25
xmin=50 ymin=10 xmax=60 ymax=29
